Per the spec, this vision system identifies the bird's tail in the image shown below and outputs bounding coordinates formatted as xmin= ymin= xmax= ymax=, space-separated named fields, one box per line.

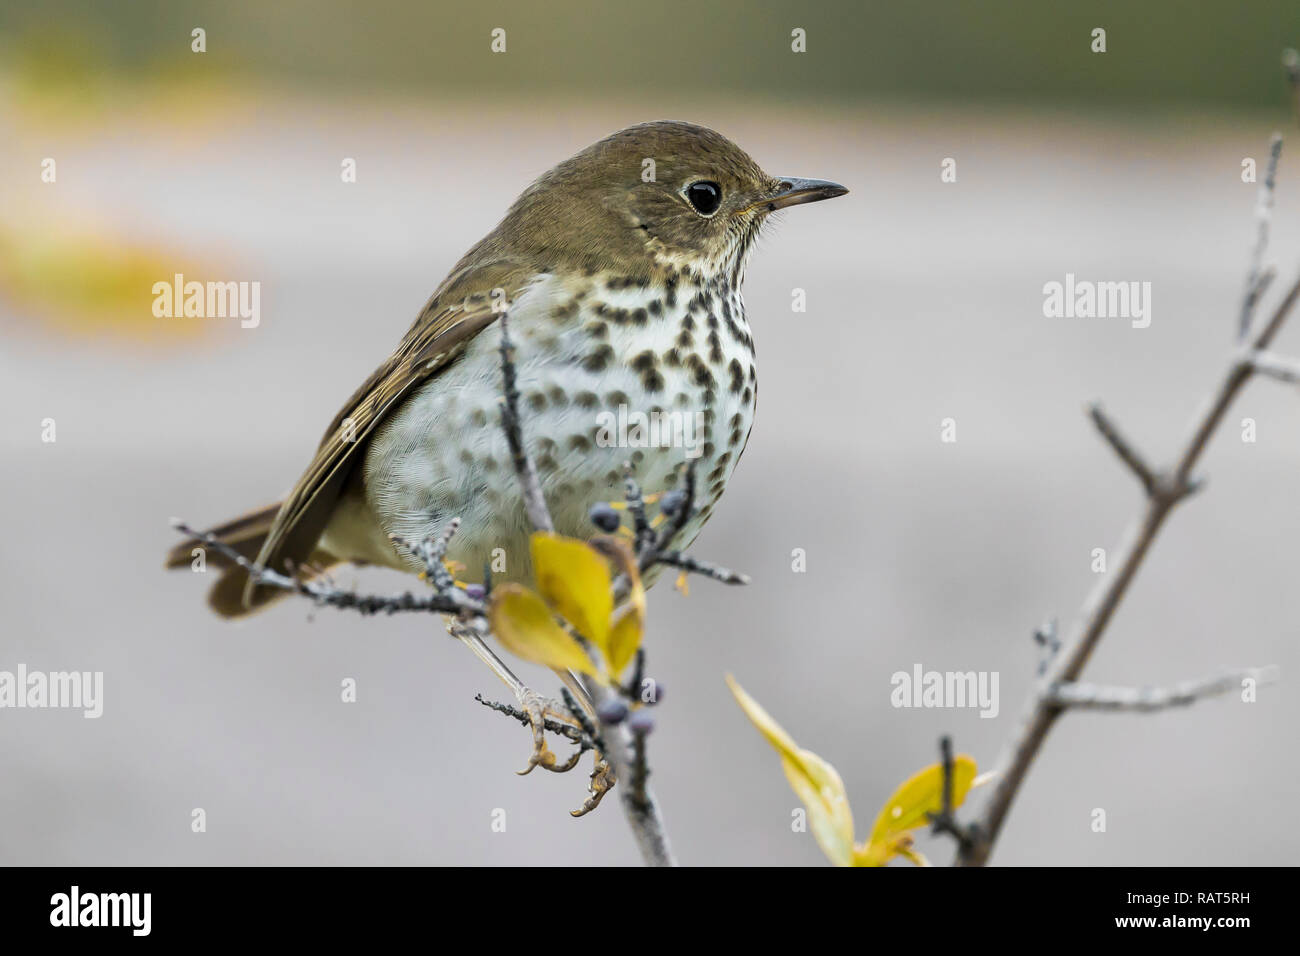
xmin=165 ymin=503 xmax=339 ymax=619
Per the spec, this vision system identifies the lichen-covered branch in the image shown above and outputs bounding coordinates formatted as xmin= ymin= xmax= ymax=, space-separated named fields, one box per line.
xmin=1046 ymin=666 xmax=1279 ymax=712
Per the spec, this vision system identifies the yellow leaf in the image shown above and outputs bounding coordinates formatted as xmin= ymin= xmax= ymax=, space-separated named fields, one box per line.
xmin=728 ymin=675 xmax=855 ymax=867
xmin=487 ymin=584 xmax=598 ymax=677
xmin=607 ymin=603 xmax=642 ymax=676
xmin=856 ymin=756 xmax=978 ymax=866
xmin=587 ymin=534 xmax=642 ymax=606
xmin=586 ymin=535 xmax=646 ymax=675
xmin=530 ymin=533 xmax=612 ymax=649
xmin=894 ymin=838 xmax=930 ymax=867
xmin=727 ymin=675 xmax=799 ymax=753
xmin=781 ymin=750 xmax=855 ymax=867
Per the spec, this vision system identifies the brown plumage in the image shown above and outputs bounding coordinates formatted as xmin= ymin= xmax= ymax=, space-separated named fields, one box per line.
xmin=167 ymin=121 xmax=846 ymax=617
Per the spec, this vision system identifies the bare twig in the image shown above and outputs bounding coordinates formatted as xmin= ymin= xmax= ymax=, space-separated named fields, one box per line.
xmin=476 ymin=693 xmax=592 ymax=747
xmin=928 ymin=736 xmax=976 ymax=852
xmin=172 ymin=519 xmax=483 ymax=617
xmin=1047 ymin=666 xmax=1279 ymax=712
xmin=1086 ymin=403 xmax=1158 ymax=496
xmin=638 ymin=460 xmax=697 ymax=572
xmin=587 ymin=681 xmax=676 ymax=865
xmin=1239 ymin=134 xmax=1282 ymax=341
xmin=625 ymin=460 xmax=747 ymax=585
xmin=957 ymin=127 xmax=1300 ymax=865
xmin=1251 ymin=350 xmax=1300 ymax=384
xmin=1033 ymin=619 xmax=1060 ymax=676
xmin=497 ymin=308 xmax=554 ymax=533
xmin=622 ymin=467 xmax=655 ymax=553
xmin=628 ymin=718 xmax=652 ymax=811
xmin=654 ymin=551 xmax=750 ymax=585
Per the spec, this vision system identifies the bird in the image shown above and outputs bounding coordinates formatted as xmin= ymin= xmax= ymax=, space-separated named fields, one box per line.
xmin=167 ymin=121 xmax=846 ymax=617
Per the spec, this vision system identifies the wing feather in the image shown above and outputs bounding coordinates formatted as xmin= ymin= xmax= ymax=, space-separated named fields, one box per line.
xmin=246 ymin=259 xmax=537 ymax=606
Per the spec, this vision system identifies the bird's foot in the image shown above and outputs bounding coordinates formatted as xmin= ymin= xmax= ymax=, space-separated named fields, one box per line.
xmin=571 ymin=753 xmax=616 ymax=817
xmin=513 ymin=687 xmax=587 ymax=775
xmin=474 ymin=682 xmax=617 ymax=815
xmin=474 ymin=681 xmax=601 ymax=776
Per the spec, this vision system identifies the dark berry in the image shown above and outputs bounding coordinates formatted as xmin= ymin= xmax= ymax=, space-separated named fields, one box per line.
xmin=628 ymin=710 xmax=656 ymax=736
xmin=463 ymin=583 xmax=486 ymax=601
xmin=658 ymin=490 xmax=687 ymax=516
xmin=589 ymin=502 xmax=621 ymax=533
xmin=596 ymin=699 xmax=629 ymax=725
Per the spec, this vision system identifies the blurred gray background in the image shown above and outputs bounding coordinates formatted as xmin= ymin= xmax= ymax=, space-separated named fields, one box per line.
xmin=2 ymin=1 xmax=1299 ymax=865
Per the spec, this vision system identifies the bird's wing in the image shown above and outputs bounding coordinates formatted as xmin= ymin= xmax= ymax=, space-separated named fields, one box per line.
xmin=246 ymin=258 xmax=540 ymax=607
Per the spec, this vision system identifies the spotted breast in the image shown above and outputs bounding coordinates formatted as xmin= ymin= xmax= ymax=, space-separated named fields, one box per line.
xmin=338 ymin=267 xmax=757 ymax=582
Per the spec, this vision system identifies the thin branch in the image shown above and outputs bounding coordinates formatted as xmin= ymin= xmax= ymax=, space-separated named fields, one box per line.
xmin=628 ymin=718 xmax=652 ymax=813
xmin=638 ymin=459 xmax=698 ymax=573
xmin=623 ymin=648 xmax=647 ymax=701
xmin=622 ymin=466 xmax=654 ymax=553
xmin=587 ymin=681 xmax=676 ymax=865
xmin=476 ymin=693 xmax=592 ymax=747
xmin=172 ymin=520 xmax=483 ymax=617
xmin=633 ymin=460 xmax=747 ymax=584
xmin=1033 ymin=619 xmax=1060 ymax=676
xmin=1086 ymin=403 xmax=1158 ymax=496
xmin=654 ymin=551 xmax=750 ymax=585
xmin=958 ymin=126 xmax=1300 ymax=865
xmin=1251 ymin=350 xmax=1300 ymax=384
xmin=928 ymin=736 xmax=976 ymax=851
xmin=1047 ymin=666 xmax=1279 ymax=712
xmin=1240 ymin=266 xmax=1277 ymax=342
xmin=497 ymin=307 xmax=554 ymax=533
xmin=1239 ymin=134 xmax=1282 ymax=341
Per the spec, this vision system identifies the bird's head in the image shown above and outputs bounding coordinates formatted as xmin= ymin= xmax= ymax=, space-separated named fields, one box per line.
xmin=490 ymin=120 xmax=847 ymax=284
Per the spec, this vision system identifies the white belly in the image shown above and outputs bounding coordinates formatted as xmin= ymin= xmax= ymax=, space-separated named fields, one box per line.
xmin=348 ymin=271 xmax=756 ymax=583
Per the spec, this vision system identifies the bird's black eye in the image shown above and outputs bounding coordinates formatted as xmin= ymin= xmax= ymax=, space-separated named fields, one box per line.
xmin=685 ymin=181 xmax=722 ymax=216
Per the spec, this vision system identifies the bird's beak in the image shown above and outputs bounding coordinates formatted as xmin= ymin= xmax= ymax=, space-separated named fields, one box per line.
xmin=751 ymin=177 xmax=849 ymax=213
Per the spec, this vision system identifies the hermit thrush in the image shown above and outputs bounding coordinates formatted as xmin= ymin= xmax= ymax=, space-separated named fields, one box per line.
xmin=167 ymin=121 xmax=846 ymax=615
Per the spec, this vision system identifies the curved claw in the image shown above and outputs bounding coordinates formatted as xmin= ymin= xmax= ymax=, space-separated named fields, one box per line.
xmin=515 ymin=692 xmax=558 ymax=775
xmin=517 ymin=740 xmax=558 ymax=775
xmin=546 ymin=746 xmax=585 ymax=774
xmin=513 ymin=689 xmax=585 ymax=775
xmin=570 ymin=755 xmax=617 ymax=817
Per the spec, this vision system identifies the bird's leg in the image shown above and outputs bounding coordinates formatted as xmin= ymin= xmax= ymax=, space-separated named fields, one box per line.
xmin=552 ymin=667 xmax=595 ymax=717
xmin=395 ymin=522 xmax=589 ymax=775
xmin=547 ymin=670 xmax=618 ymax=817
xmin=449 ymin=621 xmax=587 ymax=775
xmin=420 ymin=522 xmax=611 ymax=807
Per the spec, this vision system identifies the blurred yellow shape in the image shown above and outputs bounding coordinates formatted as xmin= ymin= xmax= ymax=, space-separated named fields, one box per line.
xmin=532 ymin=533 xmax=613 ymax=651
xmin=487 ymin=532 xmax=646 ymax=681
xmin=488 ymin=584 xmax=599 ymax=678
xmin=727 ymin=674 xmax=979 ymax=867
xmin=0 ymin=225 xmax=211 ymax=344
